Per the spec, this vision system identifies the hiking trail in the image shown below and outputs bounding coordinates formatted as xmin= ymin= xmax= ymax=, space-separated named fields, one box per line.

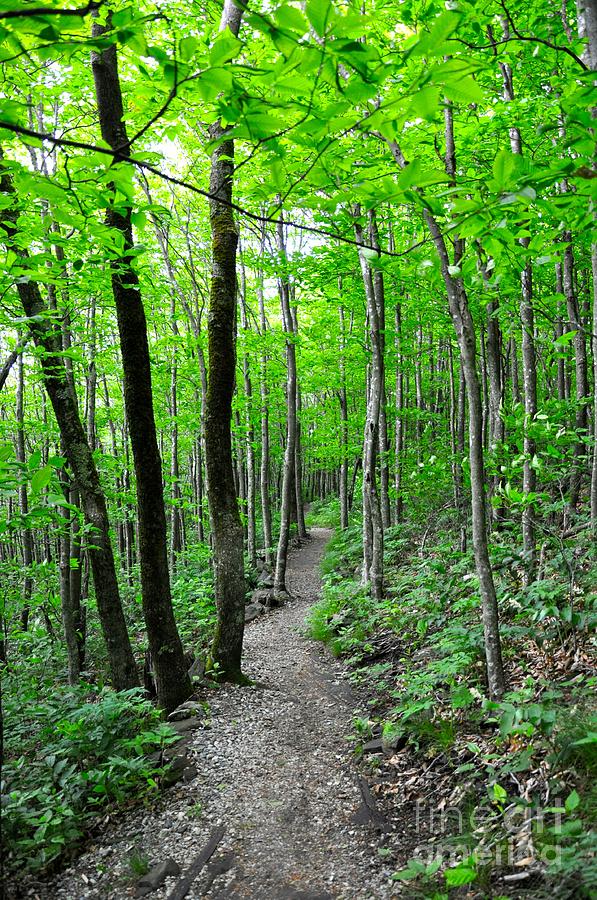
xmin=39 ymin=528 xmax=397 ymax=899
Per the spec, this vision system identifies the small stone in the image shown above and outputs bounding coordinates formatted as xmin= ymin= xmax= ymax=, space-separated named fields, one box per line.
xmin=361 ymin=737 xmax=384 ymax=754
xmin=162 ymin=755 xmax=191 ymax=787
xmin=135 ymin=858 xmax=181 ymax=897
xmin=251 ymin=589 xmax=275 ymax=607
xmin=169 ymin=717 xmax=200 ymax=735
xmin=245 ymin=602 xmax=265 ymax=623
xmin=168 ymin=701 xmax=205 ymax=722
xmin=257 ymin=571 xmax=274 ymax=588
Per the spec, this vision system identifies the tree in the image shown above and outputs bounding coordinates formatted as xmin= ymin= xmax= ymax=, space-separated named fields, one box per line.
xmin=91 ymin=14 xmax=191 ymax=711
xmin=205 ymin=0 xmax=248 ymax=682
xmin=0 ymin=163 xmax=139 ymax=692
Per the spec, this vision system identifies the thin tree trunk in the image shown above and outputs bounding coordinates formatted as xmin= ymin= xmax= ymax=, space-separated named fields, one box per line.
xmin=563 ymin=233 xmax=589 ymax=512
xmin=257 ymin=233 xmax=274 ymax=567
xmin=499 ymin=39 xmax=538 ymax=581
xmin=394 ymin=302 xmax=404 ymax=523
xmin=591 ymin=245 xmax=597 ymax=530
xmin=369 ymin=213 xmax=391 ymax=532
xmin=355 ymin=207 xmax=384 ymax=600
xmin=274 ymin=211 xmax=298 ymax=594
xmin=238 ymin=247 xmax=257 ymax=569
xmin=16 ymin=353 xmax=33 ymax=631
xmin=295 ymin=383 xmax=308 ymax=538
xmin=385 ymin=137 xmax=505 ymax=699
xmin=339 ymin=301 xmax=349 ymax=530
xmin=0 ymin=165 xmax=138 ymax=691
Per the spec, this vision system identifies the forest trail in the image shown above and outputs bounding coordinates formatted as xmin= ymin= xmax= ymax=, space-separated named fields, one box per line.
xmin=42 ymin=528 xmax=396 ymax=900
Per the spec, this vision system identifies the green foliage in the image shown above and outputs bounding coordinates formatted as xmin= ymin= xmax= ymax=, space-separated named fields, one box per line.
xmin=306 ymin=578 xmax=379 ymax=658
xmin=305 ymin=497 xmax=340 ymax=528
xmin=310 ymin=513 xmax=596 ymax=895
xmin=2 ymin=686 xmax=178 ymax=875
xmin=1 ymin=0 xmax=597 ymax=889
xmin=171 ymin=542 xmax=216 ymax=648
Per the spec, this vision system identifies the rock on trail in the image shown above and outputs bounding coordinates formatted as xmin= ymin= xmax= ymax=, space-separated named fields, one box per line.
xmin=36 ymin=528 xmax=398 ymax=899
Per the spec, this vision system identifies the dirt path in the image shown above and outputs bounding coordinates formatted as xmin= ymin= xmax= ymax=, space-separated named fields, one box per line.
xmin=41 ymin=529 xmax=397 ymax=899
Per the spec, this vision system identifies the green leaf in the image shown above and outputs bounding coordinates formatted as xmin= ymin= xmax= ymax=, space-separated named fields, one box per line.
xmin=306 ymin=0 xmax=333 ymax=36
xmin=275 ymin=6 xmax=308 ymax=35
xmin=445 ymin=865 xmax=477 ymax=887
xmin=443 ymin=74 xmax=483 ymax=105
xmin=179 ymin=36 xmax=199 ymax=62
xmin=209 ymin=28 xmax=243 ymax=67
xmin=195 ymin=67 xmax=233 ymax=101
xmin=30 ymin=466 xmax=52 ymax=494
xmin=565 ymin=790 xmax=580 ymax=812
xmin=492 ymin=149 xmax=516 ymax=192
xmin=408 ymin=85 xmax=440 ymax=121
xmin=492 ymin=782 xmax=508 ymax=802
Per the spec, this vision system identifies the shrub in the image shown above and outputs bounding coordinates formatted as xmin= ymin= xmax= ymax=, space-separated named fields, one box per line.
xmin=2 ymin=687 xmax=178 ymax=875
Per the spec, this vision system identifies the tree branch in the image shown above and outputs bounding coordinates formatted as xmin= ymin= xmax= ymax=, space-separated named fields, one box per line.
xmin=0 ymin=120 xmax=434 ymax=259
xmin=0 ymin=338 xmax=29 ymax=391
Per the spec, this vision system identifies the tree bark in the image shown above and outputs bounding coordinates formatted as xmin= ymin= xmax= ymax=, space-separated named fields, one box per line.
xmin=204 ymin=0 xmax=247 ymax=681
xmin=339 ymin=301 xmax=350 ymax=529
xmin=384 ymin=138 xmax=505 ymax=699
xmin=91 ymin=20 xmax=191 ymax=710
xmin=256 ymin=227 xmax=274 ymax=567
xmin=0 ymin=165 xmax=138 ymax=691
xmin=16 ymin=353 xmax=33 ymax=631
xmin=563 ymin=233 xmax=589 ymax=513
xmin=238 ymin=248 xmax=257 ymax=569
xmin=499 ymin=38 xmax=538 ymax=581
xmin=274 ymin=211 xmax=298 ymax=594
xmin=355 ymin=207 xmax=384 ymax=600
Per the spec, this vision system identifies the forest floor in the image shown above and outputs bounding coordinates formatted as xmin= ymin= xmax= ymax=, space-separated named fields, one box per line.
xmin=29 ymin=528 xmax=399 ymax=900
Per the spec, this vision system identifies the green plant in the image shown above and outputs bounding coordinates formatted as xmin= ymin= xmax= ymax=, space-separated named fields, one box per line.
xmin=1 ymin=687 xmax=178 ymax=875
xmin=127 ymin=847 xmax=150 ymax=877
xmin=187 ymin=801 xmax=203 ymax=819
xmin=305 ymin=496 xmax=340 ymax=528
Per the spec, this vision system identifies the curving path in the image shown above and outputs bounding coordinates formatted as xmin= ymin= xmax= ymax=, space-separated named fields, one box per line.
xmin=37 ymin=528 xmax=396 ymax=900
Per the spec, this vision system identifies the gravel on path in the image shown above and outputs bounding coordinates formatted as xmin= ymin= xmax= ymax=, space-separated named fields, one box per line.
xmin=32 ymin=528 xmax=398 ymax=900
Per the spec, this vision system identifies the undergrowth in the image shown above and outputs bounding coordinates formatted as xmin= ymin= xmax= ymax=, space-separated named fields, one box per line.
xmin=1 ymin=681 xmax=178 ymax=876
xmin=305 ymin=496 xmax=341 ymax=528
xmin=307 ymin=512 xmax=597 ymax=898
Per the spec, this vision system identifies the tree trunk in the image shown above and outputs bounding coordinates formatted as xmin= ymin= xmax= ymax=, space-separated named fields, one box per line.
xmin=384 ymin=137 xmax=505 ymax=699
xmin=591 ymin=245 xmax=597 ymax=530
xmin=499 ymin=40 xmax=538 ymax=581
xmin=91 ymin=21 xmax=191 ymax=711
xmin=204 ymin=0 xmax=247 ymax=681
xmin=563 ymin=233 xmax=589 ymax=513
xmin=394 ymin=302 xmax=405 ymax=523
xmin=238 ymin=249 xmax=257 ymax=569
xmin=274 ymin=211 xmax=298 ymax=594
xmin=294 ymin=383 xmax=308 ymax=538
xmin=0 ymin=165 xmax=138 ymax=691
xmin=485 ymin=295 xmax=505 ymax=523
xmin=370 ymin=222 xmax=391 ymax=531
xmin=355 ymin=208 xmax=384 ymax=600
xmin=170 ymin=294 xmax=184 ymax=569
xmin=339 ymin=302 xmax=349 ymax=530
xmin=257 ymin=231 xmax=274 ymax=567
xmin=16 ymin=353 xmax=33 ymax=631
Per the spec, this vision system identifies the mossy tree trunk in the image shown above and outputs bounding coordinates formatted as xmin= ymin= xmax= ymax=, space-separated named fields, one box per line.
xmin=205 ymin=0 xmax=248 ymax=682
